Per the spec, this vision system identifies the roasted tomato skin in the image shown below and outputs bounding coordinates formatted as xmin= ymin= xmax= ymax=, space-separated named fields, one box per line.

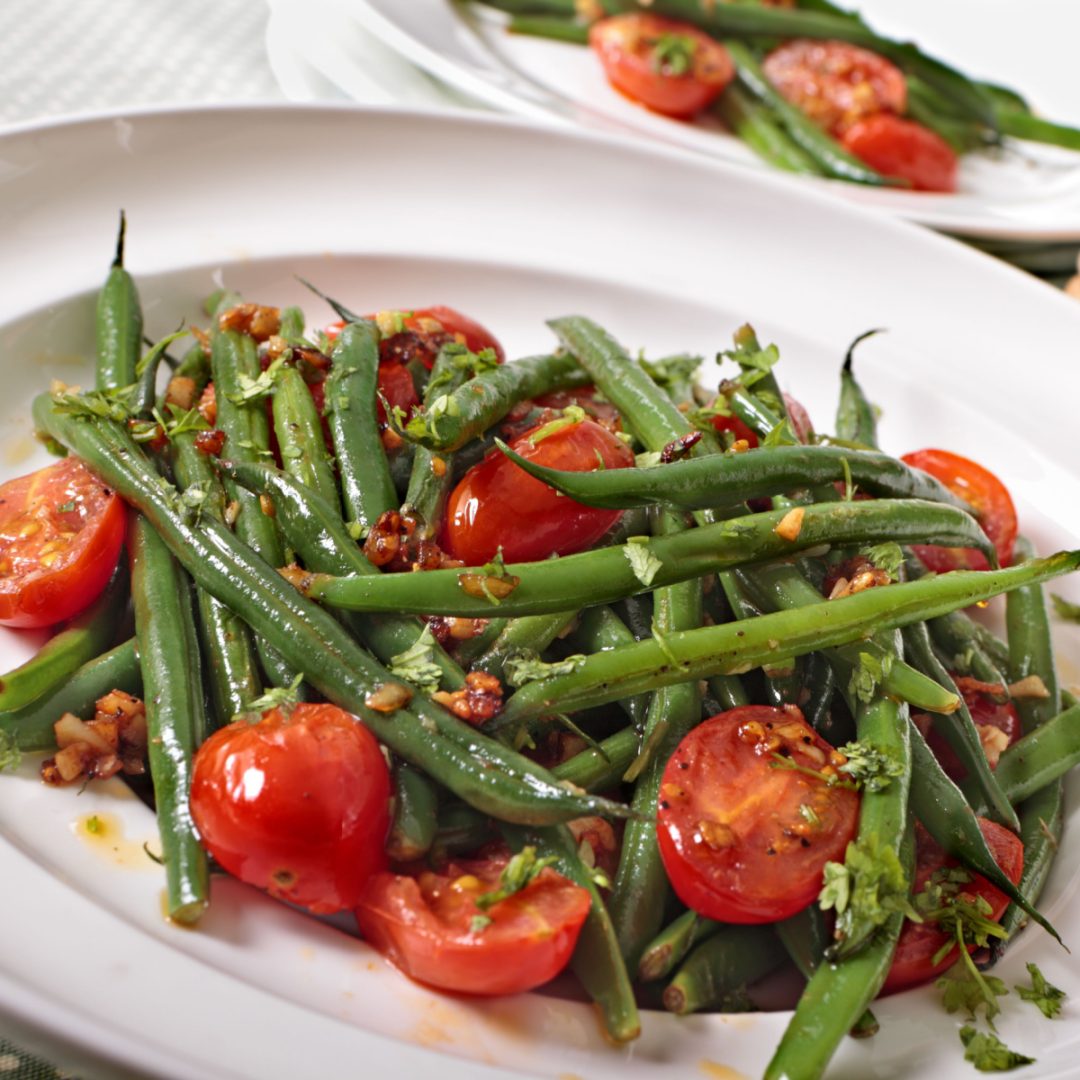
xmin=882 ymin=819 xmax=1023 ymax=994
xmin=926 ymin=681 xmax=1020 ymax=780
xmin=0 ymin=457 xmax=126 ymax=628
xmin=762 ymin=39 xmax=907 ymax=136
xmin=590 ymin=14 xmax=735 ymax=119
xmin=355 ymin=853 xmax=591 ymax=996
xmin=901 ymin=448 xmax=1017 ymax=572
xmin=190 ymin=703 xmax=391 ymax=915
xmin=657 ymin=705 xmax=860 ymax=924
xmin=841 ymin=114 xmax=959 ymax=193
xmin=441 ymin=417 xmax=635 ymax=566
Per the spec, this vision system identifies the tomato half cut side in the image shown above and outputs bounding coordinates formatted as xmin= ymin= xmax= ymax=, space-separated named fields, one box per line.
xmin=901 ymin=448 xmax=1017 ymax=571
xmin=841 ymin=114 xmax=958 ymax=193
xmin=440 ymin=416 xmax=635 ymax=565
xmin=657 ymin=705 xmax=860 ymax=924
xmin=590 ymin=14 xmax=735 ymax=119
xmin=882 ymin=819 xmax=1023 ymax=994
xmin=190 ymin=703 xmax=391 ymax=915
xmin=0 ymin=456 xmax=126 ymax=628
xmin=762 ymin=39 xmax=907 ymax=137
xmin=355 ymin=854 xmax=591 ymax=996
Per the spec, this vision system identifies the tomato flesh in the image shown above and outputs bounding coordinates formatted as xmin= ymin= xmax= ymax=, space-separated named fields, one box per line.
xmin=590 ymin=14 xmax=735 ymax=119
xmin=901 ymin=448 xmax=1017 ymax=571
xmin=763 ymin=39 xmax=907 ymax=137
xmin=842 ymin=114 xmax=958 ymax=193
xmin=355 ymin=854 xmax=591 ymax=995
xmin=926 ymin=681 xmax=1020 ymax=780
xmin=882 ymin=819 xmax=1023 ymax=994
xmin=190 ymin=703 xmax=391 ymax=915
xmin=657 ymin=706 xmax=860 ymax=923
xmin=0 ymin=457 xmax=126 ymax=628
xmin=441 ymin=417 xmax=635 ymax=566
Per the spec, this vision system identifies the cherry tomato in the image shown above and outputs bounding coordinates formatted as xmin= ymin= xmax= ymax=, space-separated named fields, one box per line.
xmin=354 ymin=852 xmax=591 ymax=995
xmin=190 ymin=703 xmax=391 ymax=915
xmin=374 ymin=361 xmax=420 ymax=427
xmin=783 ymin=392 xmax=815 ymax=444
xmin=926 ymin=682 xmax=1020 ymax=780
xmin=842 ymin=114 xmax=959 ymax=193
xmin=441 ymin=417 xmax=635 ymax=566
xmin=882 ymin=819 xmax=1023 ymax=994
xmin=709 ymin=411 xmax=759 ymax=448
xmin=901 ymin=448 xmax=1017 ymax=572
xmin=590 ymin=14 xmax=735 ymax=119
xmin=532 ymin=386 xmax=623 ymax=430
xmin=657 ymin=705 xmax=860 ymax=924
xmin=0 ymin=457 xmax=126 ymax=628
xmin=762 ymin=39 xmax=907 ymax=137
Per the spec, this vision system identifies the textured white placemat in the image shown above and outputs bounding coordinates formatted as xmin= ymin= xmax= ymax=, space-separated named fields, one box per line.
xmin=0 ymin=0 xmax=285 ymax=126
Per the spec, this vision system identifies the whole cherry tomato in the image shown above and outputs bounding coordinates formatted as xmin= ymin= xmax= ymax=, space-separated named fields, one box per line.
xmin=355 ymin=850 xmax=591 ymax=996
xmin=657 ymin=705 xmax=860 ymax=923
xmin=842 ymin=114 xmax=959 ymax=193
xmin=190 ymin=703 xmax=391 ymax=915
xmin=590 ymin=14 xmax=735 ymax=119
xmin=901 ymin=448 xmax=1017 ymax=571
xmin=0 ymin=457 xmax=126 ymax=628
xmin=441 ymin=416 xmax=635 ymax=565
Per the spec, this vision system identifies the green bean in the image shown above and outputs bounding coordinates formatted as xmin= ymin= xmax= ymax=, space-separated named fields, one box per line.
xmin=719 ymin=572 xmax=799 ymax=705
xmin=34 ymin=395 xmax=631 ymax=826
xmin=550 ymin=725 xmax=637 ymax=791
xmin=501 ymin=823 xmax=640 ymax=1043
xmin=901 ymin=622 xmax=1018 ymax=831
xmin=565 ymin=606 xmax=650 ymax=729
xmin=397 ymin=352 xmax=591 ymax=452
xmin=765 ymin=823 xmax=914 ymax=1080
xmin=404 ymin=345 xmax=474 ymax=537
xmin=325 ymin=320 xmax=397 ymax=528
xmin=129 ymin=515 xmax=209 ymax=924
xmin=907 ymin=712 xmax=1058 ymax=942
xmin=609 ymin=510 xmax=702 ymax=968
xmin=637 ymin=909 xmax=721 ymax=983
xmin=386 ymin=763 xmax=439 ymax=863
xmin=663 ymin=926 xmax=786 ymax=1015
xmin=272 ymin=365 xmax=339 ymax=510
xmin=495 ymin=441 xmax=973 ymax=514
xmin=508 ymin=14 xmax=589 ymax=43
xmin=95 ymin=212 xmax=143 ymax=391
xmin=173 ymin=434 xmax=262 ymax=722
xmin=0 ymin=638 xmax=140 ymax=752
xmin=495 ymin=555 xmax=1079 ymax=727
xmin=0 ymin=560 xmax=127 ymax=714
xmin=964 ymin=702 xmax=1080 ymax=811
xmin=726 ymin=41 xmax=898 ymax=186
xmin=998 ymin=535 xmax=1064 ymax=947
xmin=472 ymin=611 xmax=579 ymax=684
xmin=219 ymin=459 xmax=465 ymax=692
xmin=715 ymin=82 xmax=825 ymax=175
xmin=477 ymin=0 xmax=576 ymax=13
xmin=308 ymin=498 xmax=995 ymax=617
xmin=996 ymin=108 xmax=1080 ymax=151
xmin=835 ymin=335 xmax=881 ymax=447
xmin=430 ymin=802 xmax=495 ymax=862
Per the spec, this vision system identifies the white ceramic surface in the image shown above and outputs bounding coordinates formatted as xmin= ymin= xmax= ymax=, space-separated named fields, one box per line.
xmin=346 ymin=0 xmax=1080 ymax=240
xmin=1 ymin=104 xmax=1080 ymax=1080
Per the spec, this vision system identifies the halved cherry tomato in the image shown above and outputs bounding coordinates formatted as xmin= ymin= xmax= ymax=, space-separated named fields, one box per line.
xmin=190 ymin=703 xmax=391 ymax=915
xmin=762 ymin=39 xmax=907 ymax=137
xmin=842 ymin=114 xmax=959 ymax=193
xmin=590 ymin=14 xmax=735 ymax=119
xmin=354 ymin=852 xmax=591 ymax=995
xmin=926 ymin=682 xmax=1020 ymax=780
xmin=882 ymin=819 xmax=1023 ymax=994
xmin=0 ymin=457 xmax=126 ymax=628
xmin=657 ymin=705 xmax=860 ymax=924
xmin=901 ymin=448 xmax=1017 ymax=572
xmin=441 ymin=417 xmax=635 ymax=566
xmin=783 ymin=392 xmax=815 ymax=444
xmin=709 ymin=410 xmax=759 ymax=448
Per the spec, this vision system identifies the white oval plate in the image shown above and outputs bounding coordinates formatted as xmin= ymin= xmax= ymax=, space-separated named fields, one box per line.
xmin=1 ymin=104 xmax=1080 ymax=1080
xmin=344 ymin=0 xmax=1080 ymax=240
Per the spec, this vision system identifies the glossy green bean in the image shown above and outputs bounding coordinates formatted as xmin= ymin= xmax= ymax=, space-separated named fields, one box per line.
xmin=386 ymin=763 xmax=439 ymax=863
xmin=507 ymin=13 xmax=589 ymax=43
xmin=495 ymin=555 xmax=1080 ymax=727
xmin=997 ymin=108 xmax=1080 ymax=151
xmin=835 ymin=340 xmax=881 ymax=447
xmin=325 ymin=320 xmax=397 ymax=528
xmin=715 ymin=82 xmax=825 ymax=175
xmin=495 ymin=441 xmax=973 ymax=514
xmin=0 ymin=560 xmax=127 ymax=714
xmin=308 ymin=498 xmax=995 ymax=617
xmin=0 ymin=638 xmax=140 ymax=751
xmin=566 ymin=606 xmax=650 ymax=729
xmin=272 ymin=365 xmax=339 ymax=510
xmin=637 ymin=909 xmax=721 ymax=983
xmin=472 ymin=611 xmax=578 ymax=683
xmin=95 ymin=212 xmax=143 ymax=391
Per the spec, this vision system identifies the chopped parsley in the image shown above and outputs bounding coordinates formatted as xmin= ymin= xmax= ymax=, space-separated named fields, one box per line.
xmin=0 ymin=730 xmax=22 ymax=773
xmin=1050 ymin=593 xmax=1080 ymax=623
xmin=227 ymin=357 xmax=285 ymax=405
xmin=388 ymin=626 xmax=443 ymax=694
xmin=504 ymin=649 xmax=587 ymax=688
xmin=1016 ymin=961 xmax=1065 ymax=1020
xmin=836 ymin=740 xmax=905 ymax=792
xmin=474 ymin=847 xmax=556 ymax=912
xmin=959 ymin=1027 xmax=1035 ymax=1072
xmin=236 ymin=672 xmax=305 ymax=721
xmin=624 ymin=537 xmax=663 ymax=587
xmin=847 ymin=649 xmax=894 ymax=704
xmin=650 ymin=32 xmax=697 ymax=77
